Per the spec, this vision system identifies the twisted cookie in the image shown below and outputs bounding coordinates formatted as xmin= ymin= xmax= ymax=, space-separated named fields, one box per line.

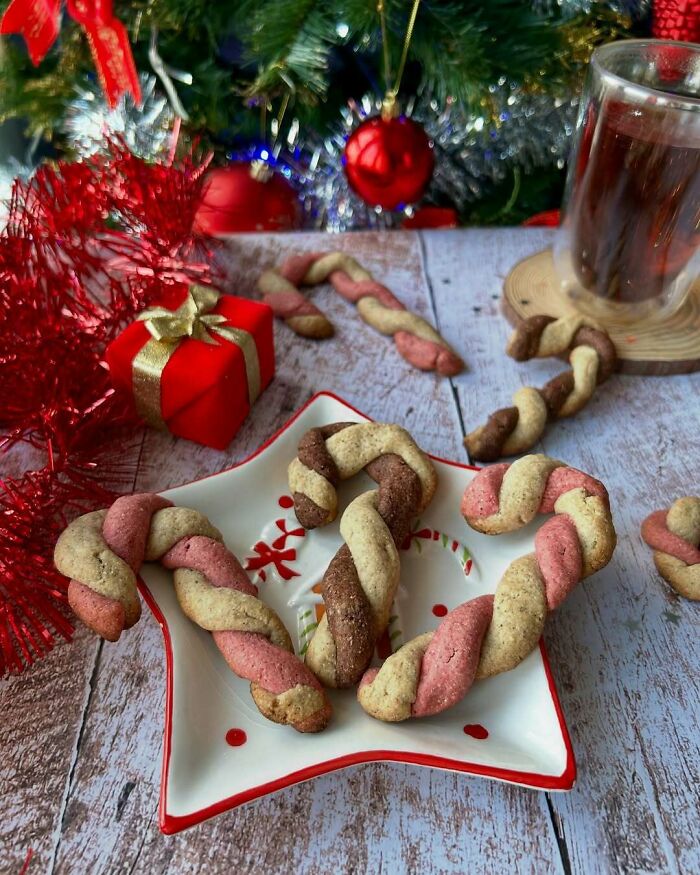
xmin=357 ymin=454 xmax=616 ymax=722
xmin=257 ymin=253 xmax=334 ymax=339
xmin=54 ymin=494 xmax=331 ymax=732
xmin=642 ymin=497 xmax=700 ymax=600
xmin=259 ymin=252 xmax=464 ymax=377
xmin=289 ymin=422 xmax=437 ymax=688
xmin=466 ymin=315 xmax=617 ymax=461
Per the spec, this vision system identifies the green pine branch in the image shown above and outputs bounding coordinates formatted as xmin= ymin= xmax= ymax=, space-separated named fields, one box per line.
xmin=236 ymin=0 xmax=337 ymax=102
xmin=0 ymin=0 xmax=634 ymax=222
xmin=0 ymin=0 xmax=631 ymax=140
xmin=0 ymin=24 xmax=92 ymax=137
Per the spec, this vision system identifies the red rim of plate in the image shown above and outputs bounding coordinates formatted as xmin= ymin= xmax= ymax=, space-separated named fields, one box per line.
xmin=136 ymin=390 xmax=577 ymax=835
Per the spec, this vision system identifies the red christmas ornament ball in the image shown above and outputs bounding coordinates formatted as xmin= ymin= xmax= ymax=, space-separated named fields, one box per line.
xmin=194 ymin=163 xmax=300 ymax=234
xmin=343 ymin=115 xmax=434 ymax=210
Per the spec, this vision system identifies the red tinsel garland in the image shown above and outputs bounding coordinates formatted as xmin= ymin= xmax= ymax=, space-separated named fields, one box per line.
xmin=0 ymin=142 xmax=214 ymax=676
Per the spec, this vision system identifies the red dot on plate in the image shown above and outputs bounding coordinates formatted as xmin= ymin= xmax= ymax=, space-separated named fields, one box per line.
xmin=463 ymin=723 xmax=489 ymax=740
xmin=432 ymin=603 xmax=448 ymax=617
xmin=278 ymin=495 xmax=294 ymax=508
xmin=225 ymin=728 xmax=247 ymax=747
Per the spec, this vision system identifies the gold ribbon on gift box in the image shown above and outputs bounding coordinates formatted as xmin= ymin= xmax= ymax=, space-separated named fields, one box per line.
xmin=132 ymin=285 xmax=261 ymax=430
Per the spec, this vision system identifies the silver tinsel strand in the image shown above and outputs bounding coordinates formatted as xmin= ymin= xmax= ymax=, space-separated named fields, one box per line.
xmin=63 ymin=74 xmax=175 ymax=160
xmin=226 ymin=0 xmax=647 ymax=230
xmin=0 ymin=157 xmax=33 ymax=226
xmin=278 ymin=85 xmax=579 ymax=232
xmin=532 ymin=0 xmax=650 ymax=18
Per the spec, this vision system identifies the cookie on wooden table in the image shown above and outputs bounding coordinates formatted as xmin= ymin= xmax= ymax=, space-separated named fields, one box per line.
xmin=642 ymin=497 xmax=700 ymax=601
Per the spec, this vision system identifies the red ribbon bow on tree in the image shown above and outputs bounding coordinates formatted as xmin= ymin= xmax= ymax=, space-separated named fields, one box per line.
xmin=0 ymin=0 xmax=141 ymax=107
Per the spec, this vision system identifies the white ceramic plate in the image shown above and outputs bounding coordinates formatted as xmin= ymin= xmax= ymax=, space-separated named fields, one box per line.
xmin=139 ymin=391 xmax=575 ymax=834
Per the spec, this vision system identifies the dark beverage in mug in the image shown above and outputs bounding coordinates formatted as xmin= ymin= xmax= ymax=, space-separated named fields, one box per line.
xmin=568 ymin=100 xmax=700 ymax=304
xmin=556 ymin=40 xmax=700 ymax=319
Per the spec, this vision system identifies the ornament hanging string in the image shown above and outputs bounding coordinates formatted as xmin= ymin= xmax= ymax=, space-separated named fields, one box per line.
xmin=271 ymin=87 xmax=293 ymax=150
xmin=260 ymin=73 xmax=295 ymax=152
xmin=378 ymin=0 xmax=392 ymax=94
xmin=378 ymin=0 xmax=422 ymax=117
xmin=342 ymin=0 xmax=433 ymax=211
xmin=148 ymin=26 xmax=192 ymax=121
xmin=254 ymin=81 xmax=295 ymax=179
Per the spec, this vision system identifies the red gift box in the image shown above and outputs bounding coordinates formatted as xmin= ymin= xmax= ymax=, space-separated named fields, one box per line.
xmin=107 ymin=285 xmax=274 ymax=450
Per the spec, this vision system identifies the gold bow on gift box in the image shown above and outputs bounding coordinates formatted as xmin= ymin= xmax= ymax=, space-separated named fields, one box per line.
xmin=132 ymin=285 xmax=261 ymax=430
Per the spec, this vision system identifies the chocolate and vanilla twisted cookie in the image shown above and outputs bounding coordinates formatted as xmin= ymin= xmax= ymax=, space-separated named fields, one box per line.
xmin=466 ymin=315 xmax=617 ymax=461
xmin=259 ymin=252 xmax=464 ymax=377
xmin=289 ymin=422 xmax=437 ymax=688
xmin=54 ymin=494 xmax=331 ymax=732
xmin=357 ymin=454 xmax=616 ymax=722
xmin=642 ymin=497 xmax=700 ymax=600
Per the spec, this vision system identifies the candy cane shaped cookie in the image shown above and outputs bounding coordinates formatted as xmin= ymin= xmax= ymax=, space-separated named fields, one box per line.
xmin=642 ymin=497 xmax=700 ymax=600
xmin=54 ymin=494 xmax=331 ymax=732
xmin=257 ymin=253 xmax=334 ymax=339
xmin=466 ymin=315 xmax=618 ymax=461
xmin=357 ymin=454 xmax=616 ymax=722
xmin=259 ymin=252 xmax=464 ymax=377
xmin=289 ymin=422 xmax=437 ymax=688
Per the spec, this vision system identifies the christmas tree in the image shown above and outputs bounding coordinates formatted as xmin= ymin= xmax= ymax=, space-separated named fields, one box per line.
xmin=0 ymin=0 xmax=649 ymax=226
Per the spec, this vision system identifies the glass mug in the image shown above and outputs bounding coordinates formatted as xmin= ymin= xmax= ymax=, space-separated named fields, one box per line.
xmin=554 ymin=40 xmax=700 ymax=322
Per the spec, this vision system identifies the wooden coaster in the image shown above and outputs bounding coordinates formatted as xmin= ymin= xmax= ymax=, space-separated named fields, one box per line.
xmin=503 ymin=249 xmax=700 ymax=375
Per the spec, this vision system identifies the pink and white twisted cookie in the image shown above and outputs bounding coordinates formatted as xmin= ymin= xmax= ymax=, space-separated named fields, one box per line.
xmin=357 ymin=455 xmax=616 ymax=722
xmin=258 ymin=252 xmax=464 ymax=377
xmin=642 ymin=497 xmax=700 ymax=600
xmin=54 ymin=494 xmax=332 ymax=732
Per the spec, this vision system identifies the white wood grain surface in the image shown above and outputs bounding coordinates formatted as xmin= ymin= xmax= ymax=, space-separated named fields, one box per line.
xmin=1 ymin=229 xmax=697 ymax=875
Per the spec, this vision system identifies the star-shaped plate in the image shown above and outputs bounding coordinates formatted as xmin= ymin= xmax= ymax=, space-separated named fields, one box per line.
xmin=139 ymin=392 xmax=575 ymax=834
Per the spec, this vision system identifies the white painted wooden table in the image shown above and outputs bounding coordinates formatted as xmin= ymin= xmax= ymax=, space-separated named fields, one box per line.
xmin=2 ymin=229 xmax=698 ymax=875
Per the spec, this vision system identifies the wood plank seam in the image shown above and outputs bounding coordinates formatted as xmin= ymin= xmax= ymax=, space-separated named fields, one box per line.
xmin=417 ymin=231 xmax=552 ymax=466
xmin=416 ymin=232 xmax=470 ymax=451
xmin=14 ymin=230 xmax=694 ymax=873
xmin=632 ymin=723 xmax=683 ymax=875
xmin=48 ymin=642 xmax=103 ymax=875
xmin=546 ymin=795 xmax=573 ymax=875
xmin=416 ymin=232 xmax=446 ymax=340
xmin=418 ymin=231 xmax=574 ymax=873
xmin=49 ymin=429 xmax=148 ymax=873
xmin=126 ymin=810 xmax=157 ymax=875
xmin=421 ymin=229 xmax=587 ymax=873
